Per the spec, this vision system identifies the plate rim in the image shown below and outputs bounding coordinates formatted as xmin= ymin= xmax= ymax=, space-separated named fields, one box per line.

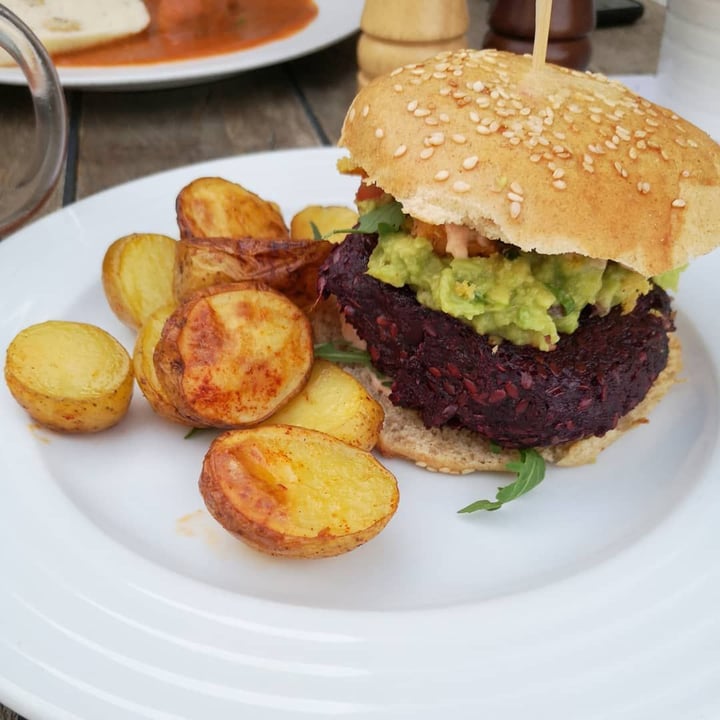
xmin=0 ymin=0 xmax=363 ymax=91
xmin=1 ymin=145 xmax=720 ymax=720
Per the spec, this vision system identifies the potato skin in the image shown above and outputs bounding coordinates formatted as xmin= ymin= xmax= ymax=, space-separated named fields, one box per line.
xmin=199 ymin=425 xmax=399 ymax=558
xmin=4 ymin=320 xmax=133 ymax=433
xmin=132 ymin=304 xmax=195 ymax=425
xmin=102 ymin=233 xmax=177 ymax=330
xmin=173 ymin=236 xmax=333 ymax=309
xmin=154 ymin=283 xmax=314 ymax=428
xmin=176 ymin=176 xmax=289 ymax=241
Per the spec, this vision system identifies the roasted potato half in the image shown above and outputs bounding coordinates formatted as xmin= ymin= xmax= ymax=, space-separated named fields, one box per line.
xmin=154 ymin=283 xmax=313 ymax=428
xmin=290 ymin=205 xmax=358 ymax=244
xmin=133 ymin=304 xmax=195 ymax=425
xmin=200 ymin=425 xmax=399 ymax=558
xmin=102 ymin=233 xmax=177 ymax=330
xmin=259 ymin=359 xmax=383 ymax=451
xmin=4 ymin=320 xmax=133 ymax=433
xmin=176 ymin=177 xmax=289 ymax=241
xmin=173 ymin=236 xmax=333 ymax=309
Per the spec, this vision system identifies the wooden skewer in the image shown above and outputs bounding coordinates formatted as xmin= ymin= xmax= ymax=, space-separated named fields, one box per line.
xmin=532 ymin=0 xmax=553 ymax=72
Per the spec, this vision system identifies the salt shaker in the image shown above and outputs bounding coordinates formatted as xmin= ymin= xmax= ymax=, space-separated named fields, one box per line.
xmin=356 ymin=0 xmax=469 ymax=88
xmin=482 ymin=0 xmax=596 ymax=71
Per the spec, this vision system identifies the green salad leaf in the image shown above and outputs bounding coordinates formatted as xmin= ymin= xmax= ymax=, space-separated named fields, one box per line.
xmin=314 ymin=342 xmax=373 ymax=367
xmin=458 ymin=449 xmax=546 ymax=512
xmin=329 ymin=201 xmax=405 ymax=238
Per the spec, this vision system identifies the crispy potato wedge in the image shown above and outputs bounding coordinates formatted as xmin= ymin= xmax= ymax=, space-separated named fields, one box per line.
xmin=154 ymin=283 xmax=313 ymax=428
xmin=133 ymin=304 xmax=195 ymax=426
xmin=290 ymin=205 xmax=358 ymax=244
xmin=259 ymin=359 xmax=383 ymax=451
xmin=176 ymin=177 xmax=289 ymax=241
xmin=173 ymin=235 xmax=333 ymax=309
xmin=102 ymin=233 xmax=177 ymax=330
xmin=200 ymin=425 xmax=399 ymax=558
xmin=4 ymin=320 xmax=133 ymax=433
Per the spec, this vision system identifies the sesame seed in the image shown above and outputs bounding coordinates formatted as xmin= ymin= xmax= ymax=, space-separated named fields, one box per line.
xmin=393 ymin=144 xmax=407 ymax=158
xmin=510 ymin=181 xmax=523 ymax=194
xmin=476 ymin=125 xmax=491 ymax=135
xmin=439 ymin=113 xmax=450 ymax=123
xmin=425 ymin=117 xmax=439 ymax=126
xmin=434 ymin=170 xmax=450 ymax=181
xmin=362 ymin=104 xmax=370 ymax=117
xmin=420 ymin=147 xmax=434 ymax=160
xmin=428 ymin=132 xmax=445 ymax=146
xmin=469 ymin=111 xmax=480 ymax=123
xmin=637 ymin=181 xmax=651 ymax=194
xmin=375 ymin=128 xmax=384 ymax=138
xmin=628 ymin=147 xmax=638 ymax=160
xmin=530 ymin=154 xmax=542 ymax=162
xmin=671 ymin=198 xmax=687 ymax=208
xmin=552 ymin=168 xmax=565 ymax=179
xmin=681 ymin=169 xmax=691 ymax=177
xmin=453 ymin=181 xmax=471 ymax=193
xmin=407 ymin=100 xmax=418 ymax=112
xmin=348 ymin=107 xmax=356 ymax=122
xmin=553 ymin=179 xmax=567 ymax=190
xmin=476 ymin=97 xmax=491 ymax=108
xmin=583 ymin=163 xmax=595 ymax=173
xmin=688 ymin=139 xmax=699 ymax=148
xmin=605 ymin=140 xmax=618 ymax=150
xmin=393 ymin=84 xmax=403 ymax=93
xmin=507 ymin=191 xmax=524 ymax=202
xmin=510 ymin=201 xmax=522 ymax=218
xmin=390 ymin=67 xmax=403 ymax=77
xmin=462 ymin=155 xmax=479 ymax=170
xmin=472 ymin=80 xmax=485 ymax=92
xmin=414 ymin=108 xmax=431 ymax=118
xmin=452 ymin=133 xmax=467 ymax=144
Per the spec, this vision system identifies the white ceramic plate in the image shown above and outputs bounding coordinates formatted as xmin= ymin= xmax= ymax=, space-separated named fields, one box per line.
xmin=0 ymin=1 xmax=363 ymax=90
xmin=0 ymin=147 xmax=719 ymax=720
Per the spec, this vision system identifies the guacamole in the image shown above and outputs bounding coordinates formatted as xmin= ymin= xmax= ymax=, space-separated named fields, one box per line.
xmin=366 ymin=231 xmax=653 ymax=351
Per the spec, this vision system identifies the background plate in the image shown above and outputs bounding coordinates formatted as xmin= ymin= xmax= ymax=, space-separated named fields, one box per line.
xmin=0 ymin=147 xmax=719 ymax=720
xmin=0 ymin=0 xmax=363 ymax=90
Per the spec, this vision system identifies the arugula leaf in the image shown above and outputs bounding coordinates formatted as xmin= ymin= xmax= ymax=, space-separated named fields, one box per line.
xmin=329 ymin=201 xmax=405 ymax=238
xmin=309 ymin=221 xmax=323 ymax=240
xmin=314 ymin=342 xmax=373 ymax=367
xmin=457 ymin=449 xmax=546 ymax=513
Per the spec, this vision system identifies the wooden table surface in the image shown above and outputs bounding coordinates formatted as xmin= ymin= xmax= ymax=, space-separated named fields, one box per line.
xmin=0 ymin=1 xmax=664 ymax=718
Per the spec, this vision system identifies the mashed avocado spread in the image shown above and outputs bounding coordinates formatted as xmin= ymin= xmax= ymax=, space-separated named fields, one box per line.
xmin=366 ymin=231 xmax=654 ymax=351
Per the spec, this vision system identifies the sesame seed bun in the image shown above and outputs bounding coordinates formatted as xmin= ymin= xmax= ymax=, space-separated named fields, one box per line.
xmin=339 ymin=48 xmax=720 ymax=277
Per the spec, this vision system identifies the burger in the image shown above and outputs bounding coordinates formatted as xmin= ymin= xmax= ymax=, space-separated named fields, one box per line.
xmin=317 ymin=48 xmax=720 ymax=474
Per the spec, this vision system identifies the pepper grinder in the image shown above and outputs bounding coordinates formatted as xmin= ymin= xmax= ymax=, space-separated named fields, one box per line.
xmin=482 ymin=0 xmax=596 ymax=71
xmin=356 ymin=0 xmax=470 ymax=88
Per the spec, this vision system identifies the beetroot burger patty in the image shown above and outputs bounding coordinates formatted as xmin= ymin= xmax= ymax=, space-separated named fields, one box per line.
xmin=319 ymin=232 xmax=675 ymax=449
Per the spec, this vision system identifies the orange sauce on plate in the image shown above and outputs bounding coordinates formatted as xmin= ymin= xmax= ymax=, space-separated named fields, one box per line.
xmin=54 ymin=0 xmax=319 ymax=67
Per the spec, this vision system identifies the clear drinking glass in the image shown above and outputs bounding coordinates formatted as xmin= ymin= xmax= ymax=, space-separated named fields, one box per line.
xmin=656 ymin=0 xmax=720 ymax=139
xmin=0 ymin=4 xmax=68 ymax=237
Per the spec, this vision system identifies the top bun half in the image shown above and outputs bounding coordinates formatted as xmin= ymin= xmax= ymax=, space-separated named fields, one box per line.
xmin=339 ymin=49 xmax=720 ymax=277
